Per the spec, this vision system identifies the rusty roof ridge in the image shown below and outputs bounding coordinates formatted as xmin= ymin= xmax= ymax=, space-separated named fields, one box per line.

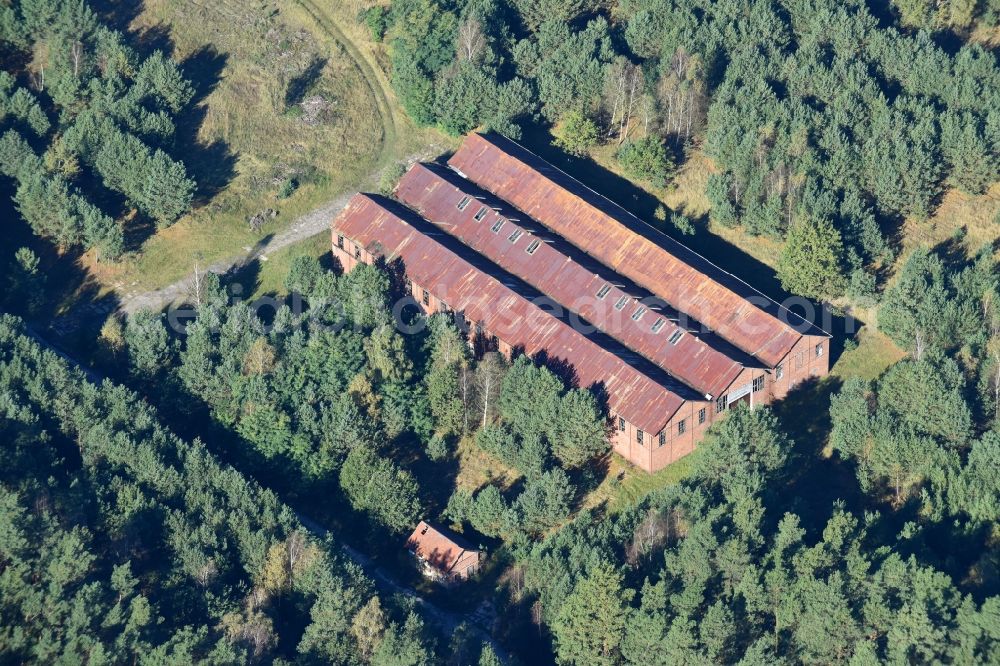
xmin=378 ymin=194 xmax=705 ymax=402
xmin=394 ymin=165 xmax=748 ymax=400
xmin=418 ymin=161 xmax=767 ymax=371
xmin=478 ymin=132 xmax=832 ymax=339
xmin=336 ymin=193 xmax=693 ymax=432
xmin=447 ymin=139 xmax=809 ymax=367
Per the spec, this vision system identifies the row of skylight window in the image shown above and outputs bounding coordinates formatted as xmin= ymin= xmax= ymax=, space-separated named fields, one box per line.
xmin=457 ymin=193 xmax=681 ymax=341
xmin=598 ymin=281 xmax=684 ymax=343
xmin=457 ymin=194 xmax=541 ymax=256
xmin=458 ymin=189 xmax=684 ymax=345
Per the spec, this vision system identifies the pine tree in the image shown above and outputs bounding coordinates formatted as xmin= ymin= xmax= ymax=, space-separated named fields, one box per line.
xmin=777 ymin=215 xmax=847 ymax=300
xmin=553 ymin=388 xmax=607 ymax=467
xmin=552 ymin=563 xmax=634 ymax=665
xmin=339 ymin=447 xmax=422 ymax=533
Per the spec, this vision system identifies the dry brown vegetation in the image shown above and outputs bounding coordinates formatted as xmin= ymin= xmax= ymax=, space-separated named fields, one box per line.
xmin=73 ymin=0 xmax=442 ymax=299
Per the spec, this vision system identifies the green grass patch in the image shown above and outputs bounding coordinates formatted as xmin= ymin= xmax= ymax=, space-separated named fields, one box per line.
xmin=611 ymin=454 xmax=696 ymax=508
xmin=248 ymin=231 xmax=331 ymax=299
xmin=452 ymin=435 xmax=522 ymax=494
xmin=584 ymin=452 xmax=696 ymax=513
xmin=832 ymin=327 xmax=906 ymax=382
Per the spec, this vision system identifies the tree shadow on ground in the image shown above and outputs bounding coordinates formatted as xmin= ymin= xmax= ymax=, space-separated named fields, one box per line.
xmin=92 ymin=0 xmax=178 ymax=61
xmin=131 ymin=21 xmax=176 ymax=58
xmin=404 ymin=438 xmax=462 ymax=519
xmin=769 ymin=376 xmax=871 ymax=536
xmin=122 ymin=212 xmax=158 ymax=254
xmin=0 ymin=189 xmax=121 ymax=353
xmin=177 ymin=46 xmax=238 ymax=203
xmin=218 ymin=236 xmax=277 ymax=301
xmin=98 ymin=3 xmax=239 ymax=204
xmin=931 ymin=227 xmax=977 ymax=271
xmin=284 ymin=57 xmax=328 ymax=109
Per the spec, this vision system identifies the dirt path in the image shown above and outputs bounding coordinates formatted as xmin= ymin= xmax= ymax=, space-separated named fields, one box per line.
xmin=97 ymin=4 xmax=440 ymax=317
xmin=120 ymin=187 xmax=350 ymax=314
xmin=292 ymin=0 xmax=399 ymax=152
xmin=117 ymin=145 xmax=448 ymax=314
xmin=116 ymin=1 xmax=400 ymax=315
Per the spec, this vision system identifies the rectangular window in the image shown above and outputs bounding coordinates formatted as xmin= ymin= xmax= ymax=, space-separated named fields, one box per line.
xmin=651 ymin=317 xmax=665 ymax=333
xmin=618 ymin=416 xmax=625 ymax=432
xmin=474 ymin=206 xmax=489 ymax=221
xmin=776 ymin=363 xmax=784 ymax=380
xmin=422 ymin=289 xmax=430 ymax=306
xmin=507 ymin=229 xmax=523 ymax=243
xmin=753 ymin=375 xmax=764 ymax=392
xmin=525 ymin=239 xmax=541 ymax=255
xmin=457 ymin=196 xmax=471 ymax=211
xmin=668 ymin=330 xmax=684 ymax=345
xmin=490 ymin=219 xmax=505 ymax=233
xmin=614 ymin=296 xmax=628 ymax=311
xmin=815 ymin=343 xmax=824 ymax=357
xmin=795 ymin=353 xmax=804 ymax=370
xmin=677 ymin=419 xmax=686 ymax=435
xmin=631 ymin=306 xmax=647 ymax=321
xmin=716 ymin=395 xmax=727 ymax=414
xmin=637 ymin=429 xmax=644 ymax=445
xmin=698 ymin=408 xmax=706 ymax=424
xmin=354 ymin=244 xmax=361 ymax=260
xmin=596 ymin=284 xmax=611 ymax=299
xmin=336 ymin=234 xmax=344 ymax=249
xmin=658 ymin=431 xmax=666 ymax=447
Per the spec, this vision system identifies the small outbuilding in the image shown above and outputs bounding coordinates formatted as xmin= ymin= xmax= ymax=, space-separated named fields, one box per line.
xmin=405 ymin=521 xmax=481 ymax=584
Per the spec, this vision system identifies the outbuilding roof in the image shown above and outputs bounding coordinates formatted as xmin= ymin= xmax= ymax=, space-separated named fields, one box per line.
xmin=449 ymin=133 xmax=825 ymax=368
xmin=395 ymin=162 xmax=745 ymax=398
xmin=333 ymin=193 xmax=693 ymax=434
xmin=405 ymin=521 xmax=477 ymax=575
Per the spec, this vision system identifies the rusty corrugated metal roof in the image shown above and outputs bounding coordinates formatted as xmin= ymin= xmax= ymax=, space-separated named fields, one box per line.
xmin=449 ymin=133 xmax=815 ymax=368
xmin=333 ymin=193 xmax=692 ymax=434
xmin=396 ymin=162 xmax=744 ymax=398
xmin=406 ymin=521 xmax=476 ymax=574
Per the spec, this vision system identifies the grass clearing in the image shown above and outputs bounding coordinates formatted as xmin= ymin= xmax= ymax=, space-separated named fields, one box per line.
xmin=115 ymin=0 xmax=382 ymax=289
xmin=832 ymin=326 xmax=906 ymax=382
xmin=74 ymin=0 xmax=444 ymax=302
xmin=584 ymin=452 xmax=696 ymax=513
xmin=446 ymin=432 xmax=694 ymax=519
xmin=662 ymin=148 xmax=714 ymax=218
xmin=117 ymin=0 xmax=379 ymax=288
xmin=896 ymin=182 xmax=1000 ymax=260
xmin=453 ymin=435 xmax=523 ymax=494
xmin=248 ymin=231 xmax=332 ymax=299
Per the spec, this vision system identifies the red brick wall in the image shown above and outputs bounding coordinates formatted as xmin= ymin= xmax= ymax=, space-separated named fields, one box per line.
xmin=609 ymin=396 xmax=712 ymax=473
xmin=452 ymin=550 xmax=481 ymax=580
xmin=769 ymin=334 xmax=830 ymax=400
xmin=332 ymin=230 xmax=829 ymax=475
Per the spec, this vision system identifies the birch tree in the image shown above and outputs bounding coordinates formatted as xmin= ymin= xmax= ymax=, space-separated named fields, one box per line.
xmin=475 ymin=351 xmax=506 ymax=427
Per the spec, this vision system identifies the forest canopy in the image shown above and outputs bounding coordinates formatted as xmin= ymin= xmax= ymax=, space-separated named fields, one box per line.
xmin=380 ymin=0 xmax=999 ymax=300
xmin=0 ymin=0 xmax=198 ymax=259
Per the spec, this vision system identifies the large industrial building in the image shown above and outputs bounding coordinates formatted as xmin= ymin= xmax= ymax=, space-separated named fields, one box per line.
xmin=332 ymin=133 xmax=830 ymax=472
